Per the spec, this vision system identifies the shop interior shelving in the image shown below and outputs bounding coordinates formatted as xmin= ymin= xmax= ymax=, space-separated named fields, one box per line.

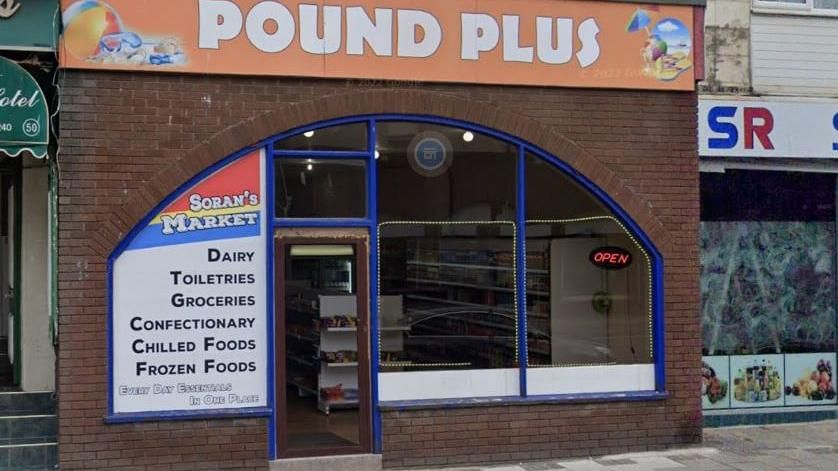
xmin=380 ymin=237 xmax=552 ymax=368
xmin=286 ymin=292 xmax=361 ymax=414
xmin=286 ymin=290 xmax=411 ymax=414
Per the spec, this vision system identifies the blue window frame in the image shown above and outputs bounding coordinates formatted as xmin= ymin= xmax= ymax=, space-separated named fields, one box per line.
xmin=268 ymin=115 xmax=666 ymax=457
xmin=107 ymin=114 xmax=665 ymax=460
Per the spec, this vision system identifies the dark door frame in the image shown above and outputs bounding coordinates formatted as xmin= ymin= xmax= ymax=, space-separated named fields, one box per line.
xmin=275 ymin=232 xmax=372 ymax=458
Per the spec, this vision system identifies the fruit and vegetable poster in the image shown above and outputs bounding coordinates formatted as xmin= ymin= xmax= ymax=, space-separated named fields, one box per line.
xmin=701 ymin=356 xmax=730 ymax=409
xmin=784 ymin=353 xmax=836 ymax=406
xmin=730 ymin=355 xmax=784 ymax=409
xmin=59 ymin=0 xmax=695 ymax=91
xmin=111 ymin=150 xmax=268 ymax=416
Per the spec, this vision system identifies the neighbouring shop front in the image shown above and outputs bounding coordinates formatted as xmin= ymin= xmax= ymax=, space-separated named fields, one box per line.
xmin=0 ymin=1 xmax=60 ymax=469
xmin=698 ymin=97 xmax=838 ymax=424
xmin=58 ymin=1 xmax=704 ymax=469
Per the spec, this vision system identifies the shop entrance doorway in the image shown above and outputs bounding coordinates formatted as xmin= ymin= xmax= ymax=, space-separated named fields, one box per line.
xmin=275 ymin=229 xmax=372 ymax=458
xmin=0 ymin=162 xmax=20 ymax=389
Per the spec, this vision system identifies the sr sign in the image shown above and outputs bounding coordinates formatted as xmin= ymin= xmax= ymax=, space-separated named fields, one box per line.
xmin=698 ymin=99 xmax=838 ymax=158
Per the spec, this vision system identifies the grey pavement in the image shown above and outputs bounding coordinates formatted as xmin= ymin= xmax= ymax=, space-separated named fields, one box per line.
xmin=404 ymin=420 xmax=838 ymax=471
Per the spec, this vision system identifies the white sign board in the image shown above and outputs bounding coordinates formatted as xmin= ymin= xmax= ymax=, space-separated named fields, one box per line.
xmin=112 ymin=150 xmax=268 ymax=415
xmin=698 ymin=98 xmax=838 ymax=158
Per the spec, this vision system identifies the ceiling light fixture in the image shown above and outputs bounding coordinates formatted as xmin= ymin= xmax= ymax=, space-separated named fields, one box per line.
xmin=303 ymin=130 xmax=315 ymax=138
xmin=462 ymin=131 xmax=474 ymax=143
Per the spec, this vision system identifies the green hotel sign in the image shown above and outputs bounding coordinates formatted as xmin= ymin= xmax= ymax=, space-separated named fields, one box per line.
xmin=0 ymin=56 xmax=48 ymax=158
xmin=0 ymin=0 xmax=59 ymax=51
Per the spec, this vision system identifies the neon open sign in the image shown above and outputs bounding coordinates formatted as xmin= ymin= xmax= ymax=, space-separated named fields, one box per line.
xmin=589 ymin=247 xmax=632 ymax=270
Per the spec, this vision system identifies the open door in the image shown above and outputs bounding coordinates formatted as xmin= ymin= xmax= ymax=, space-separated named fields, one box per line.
xmin=275 ymin=229 xmax=372 ymax=458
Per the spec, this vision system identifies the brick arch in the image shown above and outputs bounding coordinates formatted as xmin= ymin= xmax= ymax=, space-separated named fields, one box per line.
xmin=91 ymin=89 xmax=672 ymax=258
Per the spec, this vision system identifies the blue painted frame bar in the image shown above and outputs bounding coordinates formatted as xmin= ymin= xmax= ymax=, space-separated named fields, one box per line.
xmin=516 ymin=145 xmax=528 ymax=397
xmin=653 ymin=254 xmax=666 ymax=391
xmin=367 ymin=119 xmax=382 ymax=453
xmin=265 ymin=147 xmax=278 ymax=459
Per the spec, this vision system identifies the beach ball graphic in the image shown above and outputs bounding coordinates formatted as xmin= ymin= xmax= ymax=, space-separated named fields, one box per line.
xmin=63 ymin=1 xmax=124 ymax=59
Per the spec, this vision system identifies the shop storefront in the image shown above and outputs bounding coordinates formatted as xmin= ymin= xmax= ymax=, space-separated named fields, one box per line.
xmin=698 ymin=97 xmax=838 ymax=424
xmin=0 ymin=0 xmax=58 ymax=393
xmin=58 ymin=0 xmax=704 ymax=469
xmin=0 ymin=1 xmax=60 ymax=468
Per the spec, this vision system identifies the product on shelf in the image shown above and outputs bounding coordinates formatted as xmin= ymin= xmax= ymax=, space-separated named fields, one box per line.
xmin=701 ymin=361 xmax=728 ymax=404
xmin=785 ymin=359 xmax=835 ymax=401
xmin=313 ymin=316 xmax=358 ymax=332
xmin=380 ymin=352 xmax=402 ymax=362
xmin=319 ymin=384 xmax=358 ymax=402
xmin=324 ymin=315 xmax=357 ymax=328
xmin=321 ymin=350 xmax=358 ymax=363
xmin=320 ymin=384 xmax=344 ymax=401
xmin=526 ymin=252 xmax=547 ymax=269
xmin=732 ymin=359 xmax=782 ymax=403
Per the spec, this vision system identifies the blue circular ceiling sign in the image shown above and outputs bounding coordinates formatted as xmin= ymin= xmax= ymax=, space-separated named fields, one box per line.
xmin=408 ymin=131 xmax=453 ymax=177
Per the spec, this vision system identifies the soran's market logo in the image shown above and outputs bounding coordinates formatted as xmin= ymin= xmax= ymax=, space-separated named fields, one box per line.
xmin=160 ymin=191 xmax=260 ymax=235
xmin=198 ymin=0 xmax=601 ymax=67
xmin=0 ymin=0 xmax=21 ymax=19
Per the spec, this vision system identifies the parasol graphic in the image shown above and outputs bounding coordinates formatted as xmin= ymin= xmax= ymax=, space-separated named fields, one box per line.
xmin=626 ymin=9 xmax=652 ymax=36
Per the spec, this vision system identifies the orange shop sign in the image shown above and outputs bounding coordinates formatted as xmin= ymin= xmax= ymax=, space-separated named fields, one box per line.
xmin=60 ymin=0 xmax=696 ymax=91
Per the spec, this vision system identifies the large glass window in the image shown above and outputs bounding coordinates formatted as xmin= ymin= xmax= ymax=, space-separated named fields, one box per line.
xmin=272 ymin=118 xmax=661 ymax=400
xmin=276 ymin=159 xmax=367 ymax=218
xmin=376 ymin=122 xmax=516 ymax=222
xmin=376 ymin=122 xmax=518 ymax=375
xmin=378 ymin=223 xmax=517 ymax=371
xmin=275 ymin=122 xmax=367 ymax=152
xmin=525 ymin=153 xmax=653 ymax=369
xmin=754 ymin=0 xmax=838 ymax=13
xmin=815 ymin=0 xmax=838 ymax=9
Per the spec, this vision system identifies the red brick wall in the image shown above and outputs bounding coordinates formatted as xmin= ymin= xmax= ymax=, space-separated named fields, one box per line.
xmin=381 ymin=400 xmax=698 ymax=468
xmin=58 ymin=71 xmax=700 ymax=469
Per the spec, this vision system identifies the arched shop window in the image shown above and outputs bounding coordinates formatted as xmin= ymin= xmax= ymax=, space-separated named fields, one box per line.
xmin=273 ymin=118 xmax=661 ymax=400
xmin=524 ymin=153 xmax=653 ymax=395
